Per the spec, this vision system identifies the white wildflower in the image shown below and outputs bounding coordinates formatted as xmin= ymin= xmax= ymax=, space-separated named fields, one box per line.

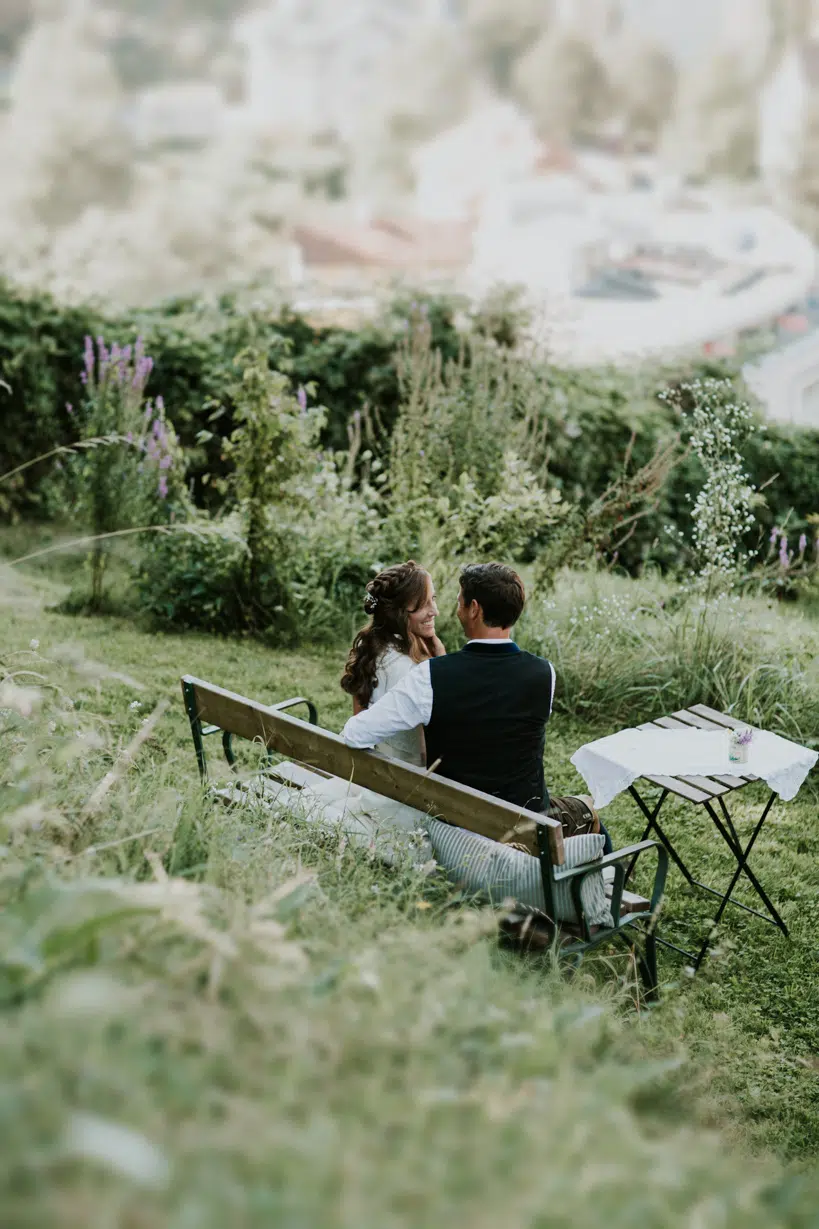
xmin=0 ymin=680 xmax=41 ymax=718
xmin=63 ymin=1113 xmax=170 ymax=1189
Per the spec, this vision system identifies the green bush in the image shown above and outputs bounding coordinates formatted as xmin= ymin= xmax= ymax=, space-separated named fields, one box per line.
xmin=4 ymin=276 xmax=819 ymax=583
xmin=0 ymin=278 xmax=104 ymax=518
xmin=0 ymin=281 xmax=462 ymax=516
xmin=136 ymin=517 xmax=251 ymax=633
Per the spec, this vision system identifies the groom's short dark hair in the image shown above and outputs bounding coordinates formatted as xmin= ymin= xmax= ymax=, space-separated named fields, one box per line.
xmin=459 ymin=563 xmax=525 ymax=628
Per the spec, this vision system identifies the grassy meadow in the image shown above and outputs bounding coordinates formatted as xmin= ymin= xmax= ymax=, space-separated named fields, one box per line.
xmin=3 ymin=537 xmax=819 ymax=1228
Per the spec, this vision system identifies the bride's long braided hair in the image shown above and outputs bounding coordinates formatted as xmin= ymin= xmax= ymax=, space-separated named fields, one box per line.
xmin=341 ymin=561 xmax=432 ymax=708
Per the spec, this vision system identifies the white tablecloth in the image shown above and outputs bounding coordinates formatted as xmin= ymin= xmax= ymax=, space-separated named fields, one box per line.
xmin=571 ymin=726 xmax=818 ymax=809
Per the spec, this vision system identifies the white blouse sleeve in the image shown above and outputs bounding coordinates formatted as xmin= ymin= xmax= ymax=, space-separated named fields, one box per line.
xmin=342 ymin=660 xmax=433 ymax=749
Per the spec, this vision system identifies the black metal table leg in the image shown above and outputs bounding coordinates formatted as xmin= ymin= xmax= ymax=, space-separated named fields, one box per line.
xmin=695 ymin=792 xmax=787 ymax=967
xmin=701 ymin=794 xmax=789 ymax=937
xmin=626 ymin=781 xmax=790 ymax=972
xmin=626 ymin=786 xmax=694 ymax=885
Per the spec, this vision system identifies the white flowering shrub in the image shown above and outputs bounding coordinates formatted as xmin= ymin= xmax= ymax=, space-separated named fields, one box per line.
xmin=664 ymin=378 xmax=757 ymax=588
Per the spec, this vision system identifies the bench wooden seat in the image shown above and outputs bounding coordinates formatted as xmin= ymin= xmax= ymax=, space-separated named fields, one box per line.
xmin=182 ymin=676 xmax=668 ymax=997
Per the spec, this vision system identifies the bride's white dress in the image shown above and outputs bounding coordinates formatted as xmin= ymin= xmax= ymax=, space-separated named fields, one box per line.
xmin=224 ymin=645 xmax=431 ymax=866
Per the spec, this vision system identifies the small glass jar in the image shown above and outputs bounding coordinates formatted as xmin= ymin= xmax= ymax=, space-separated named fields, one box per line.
xmin=729 ymin=728 xmax=752 ymax=764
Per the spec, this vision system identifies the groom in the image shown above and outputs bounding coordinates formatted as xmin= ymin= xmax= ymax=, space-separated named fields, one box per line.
xmin=342 ymin=562 xmax=610 ymax=854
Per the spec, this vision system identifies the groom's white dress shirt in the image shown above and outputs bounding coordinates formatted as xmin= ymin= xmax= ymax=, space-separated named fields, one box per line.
xmin=341 ymin=641 xmax=556 ymax=751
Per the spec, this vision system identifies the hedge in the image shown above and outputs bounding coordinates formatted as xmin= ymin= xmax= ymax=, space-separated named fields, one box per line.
xmin=2 ymin=276 xmax=818 ymax=567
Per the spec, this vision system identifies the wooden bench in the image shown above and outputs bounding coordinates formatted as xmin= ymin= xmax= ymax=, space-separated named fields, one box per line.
xmin=182 ymin=676 xmax=668 ymax=996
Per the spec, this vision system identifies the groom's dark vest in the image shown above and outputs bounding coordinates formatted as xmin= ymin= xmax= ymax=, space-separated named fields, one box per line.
xmin=425 ymin=642 xmax=554 ymax=812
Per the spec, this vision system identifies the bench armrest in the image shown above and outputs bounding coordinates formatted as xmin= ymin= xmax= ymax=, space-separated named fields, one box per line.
xmin=272 ymin=697 xmax=318 ymax=725
xmin=555 ymin=840 xmax=668 ymax=932
xmin=200 ymin=696 xmax=319 ymax=775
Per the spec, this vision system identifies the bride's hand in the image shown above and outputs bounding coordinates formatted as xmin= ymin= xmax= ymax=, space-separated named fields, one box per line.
xmin=427 ymin=633 xmax=446 ymax=657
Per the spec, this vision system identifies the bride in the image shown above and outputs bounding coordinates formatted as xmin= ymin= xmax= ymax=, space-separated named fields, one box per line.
xmin=340 ymin=560 xmax=445 ymax=766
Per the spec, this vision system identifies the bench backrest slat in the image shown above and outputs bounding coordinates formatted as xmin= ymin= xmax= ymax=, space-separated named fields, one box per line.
xmin=182 ymin=676 xmax=564 ymax=866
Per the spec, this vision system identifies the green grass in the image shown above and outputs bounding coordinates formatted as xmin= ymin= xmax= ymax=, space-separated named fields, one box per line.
xmin=3 ymin=556 xmax=819 ymax=1226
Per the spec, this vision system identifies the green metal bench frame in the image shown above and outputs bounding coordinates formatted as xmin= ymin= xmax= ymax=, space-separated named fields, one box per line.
xmin=182 ymin=676 xmax=669 ymax=998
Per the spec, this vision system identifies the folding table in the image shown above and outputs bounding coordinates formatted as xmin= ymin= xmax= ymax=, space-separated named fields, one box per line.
xmin=621 ymin=704 xmax=790 ymax=970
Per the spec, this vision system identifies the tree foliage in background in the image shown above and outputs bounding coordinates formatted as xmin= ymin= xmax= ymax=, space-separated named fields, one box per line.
xmin=513 ymin=29 xmax=613 ymax=142
xmin=666 ymin=52 xmax=759 ymax=181
xmin=789 ymin=90 xmax=819 ymax=238
xmin=610 ymin=35 xmax=678 ymax=151
xmin=462 ymin=0 xmax=550 ymax=91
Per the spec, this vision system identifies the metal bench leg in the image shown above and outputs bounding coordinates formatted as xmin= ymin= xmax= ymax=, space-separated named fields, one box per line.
xmin=182 ymin=679 xmax=208 ymax=782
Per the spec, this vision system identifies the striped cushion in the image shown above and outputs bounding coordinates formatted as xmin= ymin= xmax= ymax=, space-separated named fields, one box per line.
xmin=425 ymin=821 xmax=613 ymax=927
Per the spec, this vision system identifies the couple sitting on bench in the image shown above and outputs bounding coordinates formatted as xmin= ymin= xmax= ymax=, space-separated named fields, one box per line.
xmin=182 ymin=558 xmax=665 ymax=986
xmin=341 ymin=560 xmax=612 ymax=855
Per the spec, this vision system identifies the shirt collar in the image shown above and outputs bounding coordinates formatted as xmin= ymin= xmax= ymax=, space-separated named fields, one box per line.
xmin=464 ymin=639 xmax=520 ymax=652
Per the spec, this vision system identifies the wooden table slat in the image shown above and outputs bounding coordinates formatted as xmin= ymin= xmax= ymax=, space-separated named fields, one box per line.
xmin=642 ymin=774 xmax=711 ymax=804
xmin=672 ymin=709 xmax=724 ymax=731
xmin=687 ymin=704 xmax=747 ymax=730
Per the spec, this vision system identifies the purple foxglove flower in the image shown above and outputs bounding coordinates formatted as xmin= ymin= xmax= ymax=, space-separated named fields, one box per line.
xmin=66 ymin=402 xmax=73 ymax=415
xmin=155 ymin=395 xmax=164 ymax=412
xmin=158 ymin=475 xmax=168 ymax=499
xmin=297 ymin=386 xmax=307 ymax=410
xmin=152 ymin=418 xmax=163 ymax=439
xmin=799 ymin=532 xmax=808 ymax=556
xmin=779 ymin=535 xmax=789 ymax=569
xmin=769 ymin=525 xmax=778 ymax=547
xmin=159 ymin=455 xmax=172 ymax=470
